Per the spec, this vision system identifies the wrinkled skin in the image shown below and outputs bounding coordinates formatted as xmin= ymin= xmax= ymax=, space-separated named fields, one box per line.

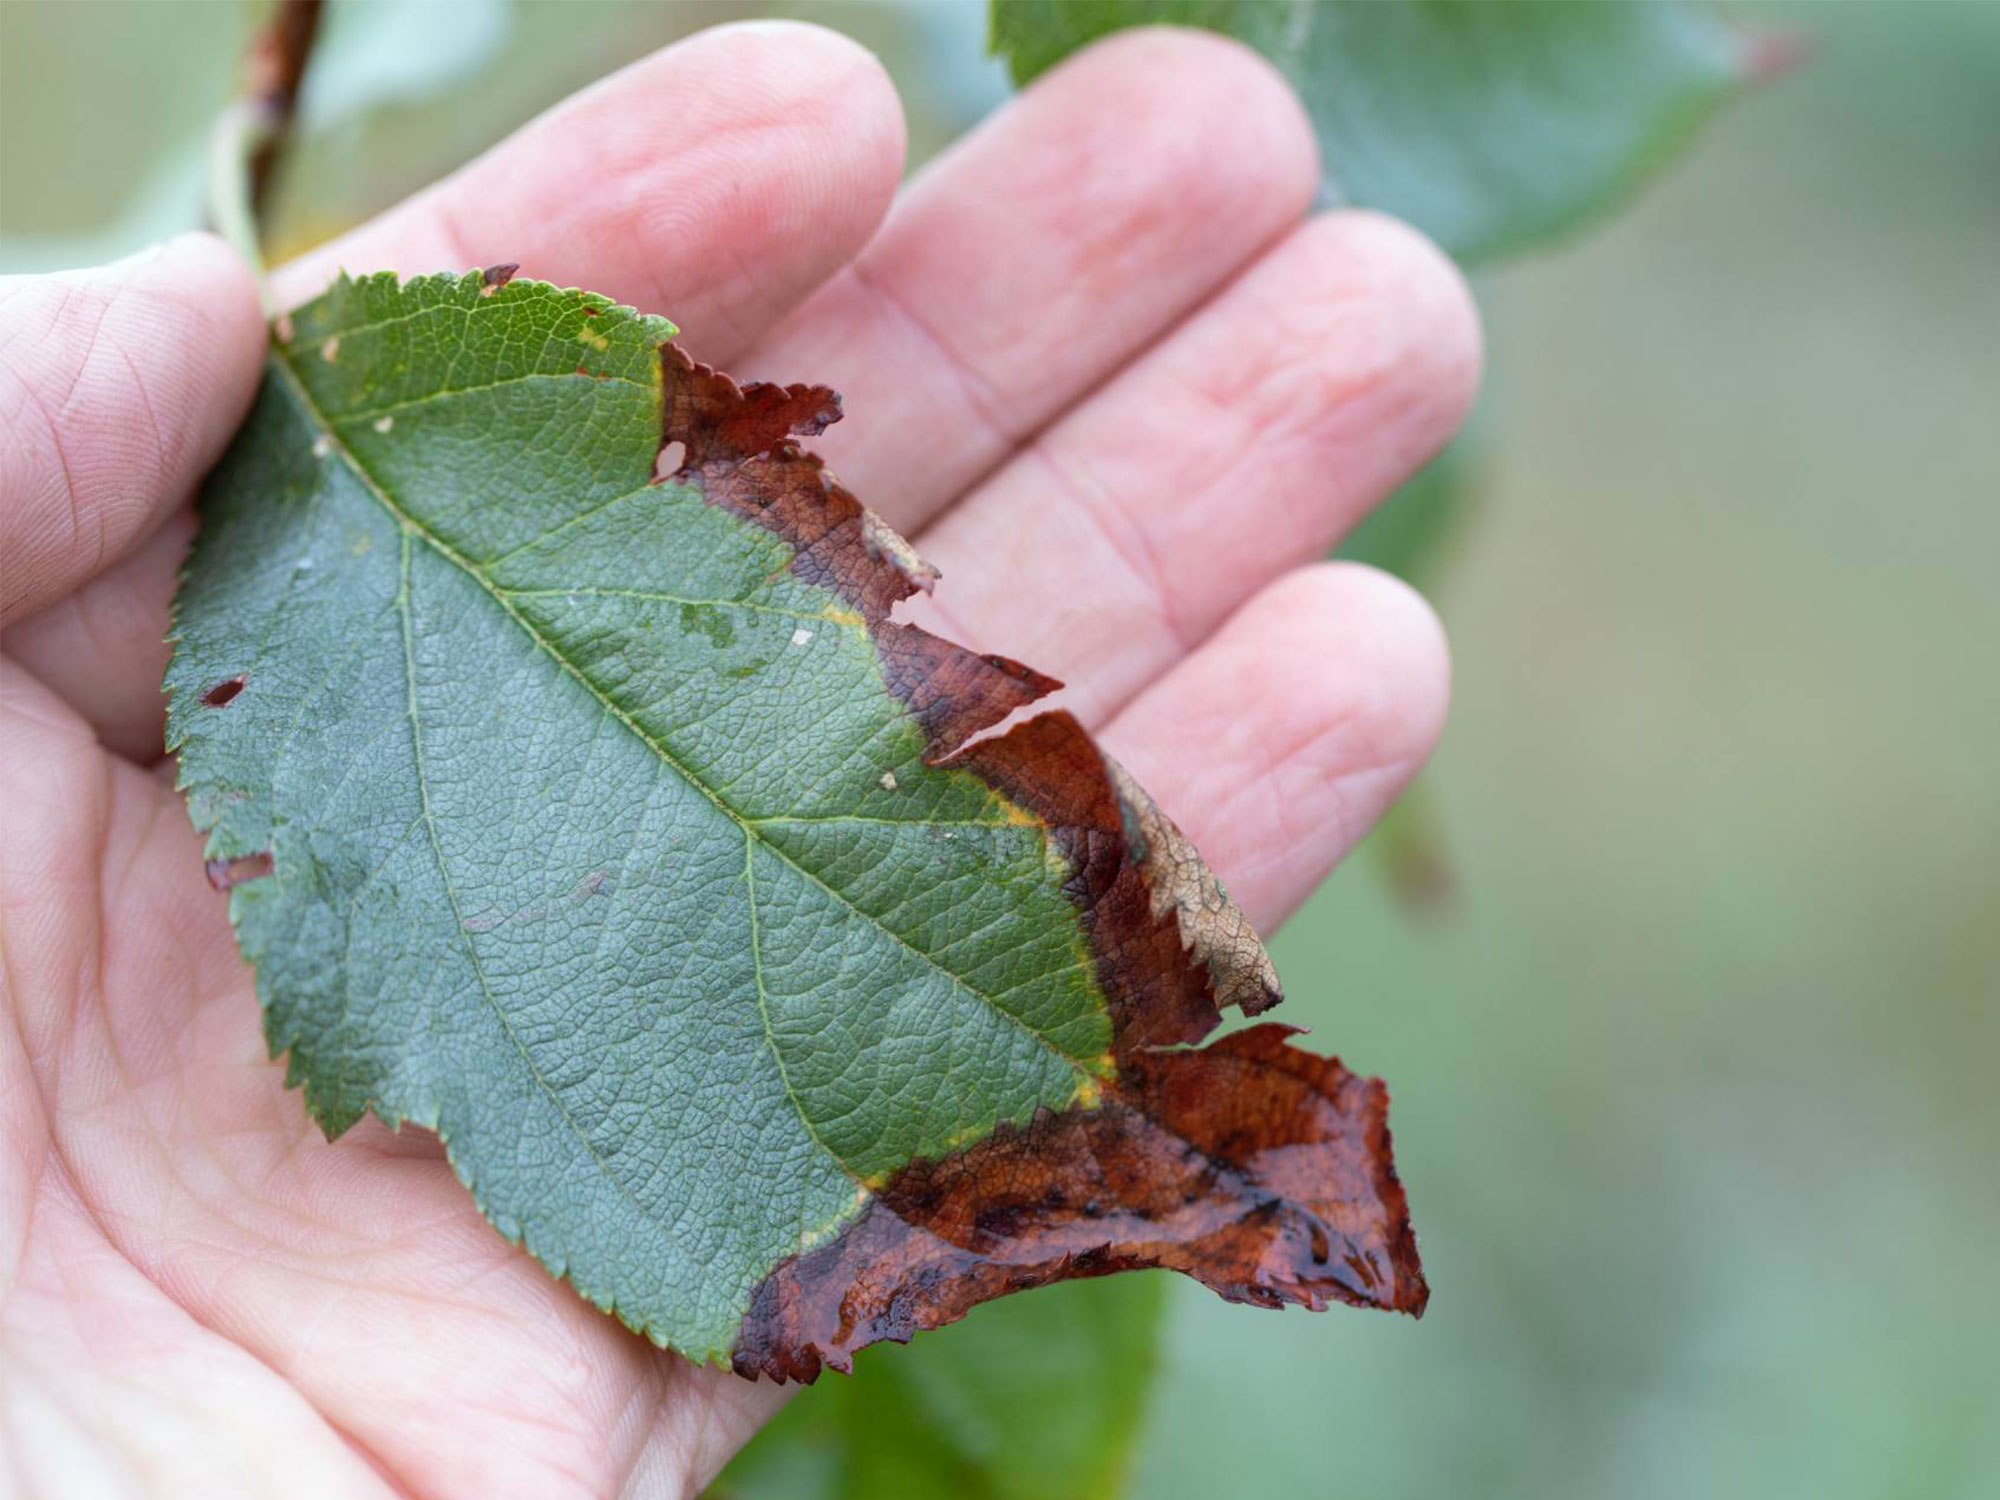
xmin=0 ymin=23 xmax=1477 ymax=1500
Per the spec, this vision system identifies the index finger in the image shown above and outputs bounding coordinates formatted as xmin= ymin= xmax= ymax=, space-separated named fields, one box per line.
xmin=0 ymin=233 xmax=264 ymax=628
xmin=271 ymin=21 xmax=906 ymax=363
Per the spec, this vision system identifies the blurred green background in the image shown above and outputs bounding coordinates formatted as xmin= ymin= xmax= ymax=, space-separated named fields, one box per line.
xmin=4 ymin=2 xmax=1995 ymax=1495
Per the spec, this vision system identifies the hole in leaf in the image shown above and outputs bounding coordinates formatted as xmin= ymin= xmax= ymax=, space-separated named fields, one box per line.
xmin=202 ymin=674 xmax=248 ymax=707
xmin=654 ymin=440 xmax=687 ymax=481
xmin=205 ymin=850 xmax=274 ymax=890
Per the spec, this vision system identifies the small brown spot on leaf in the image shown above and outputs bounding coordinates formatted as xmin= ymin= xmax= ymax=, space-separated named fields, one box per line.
xmin=201 ymin=674 xmax=248 ymax=707
xmin=206 ymin=850 xmax=274 ymax=891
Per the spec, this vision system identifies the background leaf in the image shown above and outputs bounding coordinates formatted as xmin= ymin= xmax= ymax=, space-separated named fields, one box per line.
xmin=990 ymin=0 xmax=1754 ymax=264
xmin=712 ymin=1275 xmax=1166 ymax=1500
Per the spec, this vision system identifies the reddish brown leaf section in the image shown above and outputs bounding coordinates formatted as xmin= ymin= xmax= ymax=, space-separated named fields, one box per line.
xmin=875 ymin=630 xmax=1060 ymax=757
xmin=652 ymin=341 xmax=1426 ymax=1382
xmin=658 ymin=343 xmax=1049 ymax=747
xmin=962 ymin=712 xmax=1237 ymax=1053
xmin=734 ymin=1023 xmax=1424 ymax=1382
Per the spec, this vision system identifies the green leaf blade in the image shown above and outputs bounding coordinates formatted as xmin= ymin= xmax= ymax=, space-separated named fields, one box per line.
xmin=713 ymin=1274 xmax=1169 ymax=1500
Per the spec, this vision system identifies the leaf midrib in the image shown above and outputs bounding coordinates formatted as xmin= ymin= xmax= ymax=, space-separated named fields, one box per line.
xmin=266 ymin=345 xmax=1098 ymax=1115
xmin=394 ymin=522 xmax=676 ymax=1245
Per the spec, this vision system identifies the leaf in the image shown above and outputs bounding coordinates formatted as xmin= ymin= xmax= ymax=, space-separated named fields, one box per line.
xmin=167 ymin=270 xmax=1424 ymax=1377
xmin=990 ymin=0 xmax=1756 ymax=264
xmin=710 ymin=1275 xmax=1167 ymax=1500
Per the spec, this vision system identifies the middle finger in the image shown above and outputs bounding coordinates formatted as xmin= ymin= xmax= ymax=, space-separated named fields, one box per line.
xmin=908 ymin=210 xmax=1481 ymax=727
xmin=731 ymin=26 xmax=1319 ymax=533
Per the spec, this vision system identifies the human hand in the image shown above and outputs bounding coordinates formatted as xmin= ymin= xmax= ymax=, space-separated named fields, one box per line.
xmin=0 ymin=23 xmax=1476 ymax=1498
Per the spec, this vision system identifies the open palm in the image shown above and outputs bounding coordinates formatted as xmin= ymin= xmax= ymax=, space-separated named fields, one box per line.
xmin=0 ymin=23 xmax=1476 ymax=1499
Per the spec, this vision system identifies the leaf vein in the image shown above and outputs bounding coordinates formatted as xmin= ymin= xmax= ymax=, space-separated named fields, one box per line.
xmin=333 ymin=368 xmax=652 ymax=429
xmin=501 ymin=585 xmax=865 ymax=630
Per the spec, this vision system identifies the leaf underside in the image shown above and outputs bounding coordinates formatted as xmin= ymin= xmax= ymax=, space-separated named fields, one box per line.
xmin=167 ymin=269 xmax=1425 ymax=1379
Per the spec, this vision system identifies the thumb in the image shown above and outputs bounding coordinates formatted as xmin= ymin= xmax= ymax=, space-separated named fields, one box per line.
xmin=0 ymin=232 xmax=264 ymax=627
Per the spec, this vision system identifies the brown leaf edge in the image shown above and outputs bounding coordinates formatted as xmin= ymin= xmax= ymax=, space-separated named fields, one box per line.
xmin=656 ymin=340 xmax=1427 ymax=1383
